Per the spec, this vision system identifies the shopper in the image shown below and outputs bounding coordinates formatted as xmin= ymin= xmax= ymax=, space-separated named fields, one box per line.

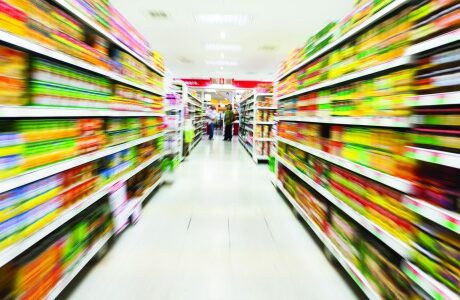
xmin=206 ymin=105 xmax=217 ymax=140
xmin=224 ymin=104 xmax=234 ymax=141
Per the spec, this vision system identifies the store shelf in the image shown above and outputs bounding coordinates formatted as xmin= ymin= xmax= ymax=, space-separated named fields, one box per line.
xmin=255 ymin=138 xmax=274 ymax=142
xmin=191 ymin=136 xmax=202 ymax=151
xmin=406 ymin=28 xmax=460 ymax=56
xmin=254 ymin=93 xmax=273 ymax=98
xmin=165 ymin=106 xmax=183 ymax=111
xmin=0 ymin=152 xmax=163 ymax=268
xmin=276 ymin=182 xmax=381 ymax=300
xmin=407 ymin=92 xmax=460 ymax=107
xmin=275 ymin=0 xmax=411 ymax=81
xmin=188 ymin=93 xmax=202 ymax=104
xmin=276 ymin=155 xmax=411 ymax=258
xmin=256 ymin=106 xmax=277 ymax=110
xmin=277 ymin=137 xmax=412 ymax=193
xmin=277 ymin=115 xmax=412 ymax=128
xmin=133 ymin=176 xmax=165 ymax=206
xmin=256 ymin=121 xmax=275 ymax=125
xmin=245 ymin=125 xmax=254 ymax=132
xmin=255 ymin=155 xmax=269 ymax=161
xmin=0 ymin=31 xmax=164 ymax=96
xmin=0 ymin=106 xmax=164 ymax=118
xmin=403 ymin=196 xmax=460 ymax=235
xmin=239 ymin=136 xmax=253 ymax=156
xmin=403 ymin=262 xmax=460 ymax=300
xmin=0 ymin=133 xmax=165 ymax=194
xmin=278 ymin=56 xmax=411 ymax=100
xmin=49 ymin=0 xmax=164 ymax=76
xmin=46 ymin=231 xmax=114 ymax=300
xmin=406 ymin=147 xmax=460 ymax=169
xmin=240 ymin=93 xmax=255 ymax=104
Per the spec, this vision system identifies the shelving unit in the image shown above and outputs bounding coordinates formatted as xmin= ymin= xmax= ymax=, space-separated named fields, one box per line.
xmin=164 ymin=80 xmax=186 ymax=163
xmin=276 ymin=182 xmax=381 ymax=300
xmin=184 ymin=89 xmax=204 ymax=155
xmin=274 ymin=1 xmax=460 ymax=299
xmin=0 ymin=0 xmax=168 ymax=298
xmin=239 ymin=92 xmax=275 ymax=163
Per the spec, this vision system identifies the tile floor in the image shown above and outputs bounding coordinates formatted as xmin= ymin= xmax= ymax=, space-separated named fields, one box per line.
xmin=67 ymin=137 xmax=359 ymax=300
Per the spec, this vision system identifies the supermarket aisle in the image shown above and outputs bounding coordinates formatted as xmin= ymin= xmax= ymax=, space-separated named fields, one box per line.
xmin=67 ymin=139 xmax=358 ymax=300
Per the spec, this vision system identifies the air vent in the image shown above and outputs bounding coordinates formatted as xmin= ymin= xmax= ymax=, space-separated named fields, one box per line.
xmin=178 ymin=57 xmax=193 ymax=64
xmin=260 ymin=45 xmax=276 ymax=51
xmin=149 ymin=10 xmax=169 ymax=19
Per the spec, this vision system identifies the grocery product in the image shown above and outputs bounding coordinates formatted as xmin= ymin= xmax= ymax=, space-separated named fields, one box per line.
xmin=0 ymin=200 xmax=113 ymax=299
xmin=0 ymin=45 xmax=27 ymax=106
xmin=30 ymin=58 xmax=111 ymax=109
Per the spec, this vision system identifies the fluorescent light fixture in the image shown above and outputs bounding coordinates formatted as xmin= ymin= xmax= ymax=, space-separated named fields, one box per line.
xmin=206 ymin=60 xmax=238 ymax=66
xmin=205 ymin=43 xmax=241 ymax=51
xmin=196 ymin=14 xmax=250 ymax=25
xmin=220 ymin=32 xmax=226 ymax=39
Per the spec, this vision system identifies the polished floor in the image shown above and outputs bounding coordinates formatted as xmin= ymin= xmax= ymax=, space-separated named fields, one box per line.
xmin=67 ymin=137 xmax=358 ymax=300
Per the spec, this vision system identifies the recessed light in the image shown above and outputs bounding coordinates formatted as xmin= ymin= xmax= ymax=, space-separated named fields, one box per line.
xmin=206 ymin=60 xmax=238 ymax=66
xmin=195 ymin=14 xmax=250 ymax=25
xmin=205 ymin=44 xmax=241 ymax=51
xmin=220 ymin=32 xmax=226 ymax=39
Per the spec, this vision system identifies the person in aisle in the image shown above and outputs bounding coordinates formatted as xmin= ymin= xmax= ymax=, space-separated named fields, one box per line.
xmin=224 ymin=104 xmax=234 ymax=141
xmin=206 ymin=105 xmax=217 ymax=140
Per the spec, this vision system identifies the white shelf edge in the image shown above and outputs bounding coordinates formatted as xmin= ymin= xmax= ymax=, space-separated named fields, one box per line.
xmin=239 ymin=93 xmax=255 ymax=104
xmin=403 ymin=261 xmax=460 ymax=300
xmin=46 ymin=231 xmax=114 ymax=300
xmin=254 ymin=93 xmax=273 ymax=98
xmin=408 ymin=92 xmax=460 ymax=107
xmin=0 ymin=30 xmax=164 ymax=95
xmin=255 ymin=138 xmax=274 ymax=142
xmin=0 ymin=132 xmax=165 ymax=194
xmin=239 ymin=136 xmax=254 ymax=158
xmin=0 ymin=152 xmax=163 ymax=268
xmin=188 ymin=93 xmax=203 ymax=104
xmin=406 ymin=28 xmax=460 ymax=56
xmin=276 ymin=182 xmax=381 ymax=300
xmin=277 ymin=137 xmax=412 ymax=193
xmin=191 ymin=136 xmax=202 ymax=150
xmin=256 ymin=106 xmax=277 ymax=110
xmin=403 ymin=196 xmax=460 ymax=235
xmin=278 ymin=56 xmax=411 ymax=100
xmin=276 ymin=155 xmax=411 ymax=258
xmin=277 ymin=115 xmax=412 ymax=128
xmin=49 ymin=0 xmax=164 ymax=76
xmin=0 ymin=106 xmax=165 ymax=118
xmin=256 ymin=122 xmax=275 ymax=125
xmin=275 ymin=0 xmax=411 ymax=81
xmin=407 ymin=146 xmax=460 ymax=170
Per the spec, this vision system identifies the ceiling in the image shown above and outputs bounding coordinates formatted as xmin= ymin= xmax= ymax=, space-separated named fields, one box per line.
xmin=111 ymin=0 xmax=353 ymax=81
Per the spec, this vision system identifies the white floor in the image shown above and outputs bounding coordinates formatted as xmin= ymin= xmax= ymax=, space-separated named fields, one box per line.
xmin=68 ymin=137 xmax=358 ymax=300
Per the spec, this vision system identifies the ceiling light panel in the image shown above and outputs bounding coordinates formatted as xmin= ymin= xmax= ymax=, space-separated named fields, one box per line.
xmin=195 ymin=14 xmax=250 ymax=25
xmin=205 ymin=44 xmax=241 ymax=51
xmin=206 ymin=60 xmax=238 ymax=66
